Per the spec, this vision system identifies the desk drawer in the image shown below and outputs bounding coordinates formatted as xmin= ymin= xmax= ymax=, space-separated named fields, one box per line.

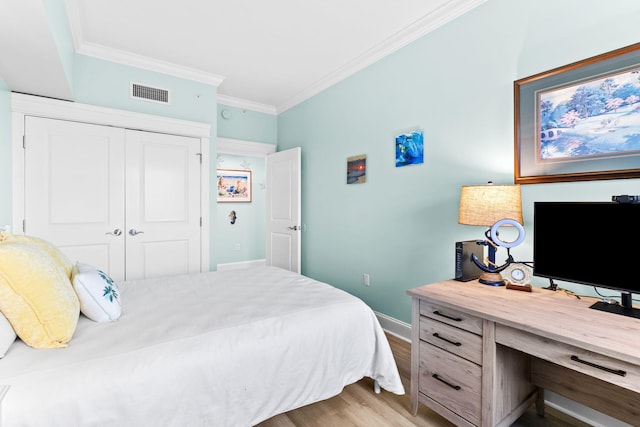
xmin=420 ymin=300 xmax=482 ymax=335
xmin=419 ymin=341 xmax=481 ymax=426
xmin=420 ymin=316 xmax=482 ymax=365
xmin=496 ymin=324 xmax=640 ymax=393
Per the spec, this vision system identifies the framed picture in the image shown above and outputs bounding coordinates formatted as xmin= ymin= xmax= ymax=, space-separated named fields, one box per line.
xmin=514 ymin=42 xmax=640 ymax=184
xmin=395 ymin=129 xmax=424 ymax=167
xmin=347 ymin=154 xmax=366 ymax=184
xmin=217 ymin=169 xmax=252 ymax=202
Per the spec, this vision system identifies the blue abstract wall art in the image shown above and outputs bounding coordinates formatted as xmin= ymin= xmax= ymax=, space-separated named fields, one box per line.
xmin=395 ymin=129 xmax=424 ymax=167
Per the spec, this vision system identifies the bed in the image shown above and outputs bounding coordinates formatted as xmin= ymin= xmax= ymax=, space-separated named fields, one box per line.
xmin=0 ymin=265 xmax=404 ymax=427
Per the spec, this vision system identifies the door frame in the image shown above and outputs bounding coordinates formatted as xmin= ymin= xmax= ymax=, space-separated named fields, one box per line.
xmin=11 ymin=93 xmax=212 ymax=271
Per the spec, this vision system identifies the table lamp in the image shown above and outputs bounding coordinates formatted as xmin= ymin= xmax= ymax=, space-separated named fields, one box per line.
xmin=458 ymin=182 xmax=523 ymax=286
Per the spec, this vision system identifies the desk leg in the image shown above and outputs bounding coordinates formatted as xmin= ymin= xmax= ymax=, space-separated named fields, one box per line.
xmin=410 ymin=298 xmax=420 ymax=416
xmin=535 ymin=387 xmax=545 ymax=417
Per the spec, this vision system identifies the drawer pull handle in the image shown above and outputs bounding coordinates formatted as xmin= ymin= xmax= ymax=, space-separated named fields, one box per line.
xmin=433 ymin=310 xmax=462 ymax=322
xmin=570 ymin=355 xmax=627 ymax=377
xmin=433 ymin=332 xmax=461 ymax=346
xmin=432 ymin=374 xmax=461 ymax=390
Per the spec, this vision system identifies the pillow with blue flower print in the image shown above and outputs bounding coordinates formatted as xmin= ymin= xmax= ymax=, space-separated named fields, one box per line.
xmin=72 ymin=263 xmax=121 ymax=322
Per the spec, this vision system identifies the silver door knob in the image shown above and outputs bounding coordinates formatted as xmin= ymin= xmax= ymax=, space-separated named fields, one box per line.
xmin=106 ymin=228 xmax=122 ymax=236
xmin=129 ymin=228 xmax=145 ymax=236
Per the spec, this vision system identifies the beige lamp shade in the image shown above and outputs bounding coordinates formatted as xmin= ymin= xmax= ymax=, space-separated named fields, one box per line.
xmin=458 ymin=184 xmax=523 ymax=226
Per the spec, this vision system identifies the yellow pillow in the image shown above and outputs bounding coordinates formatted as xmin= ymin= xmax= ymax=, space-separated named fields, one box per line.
xmin=0 ymin=233 xmax=74 ymax=279
xmin=0 ymin=240 xmax=79 ymax=348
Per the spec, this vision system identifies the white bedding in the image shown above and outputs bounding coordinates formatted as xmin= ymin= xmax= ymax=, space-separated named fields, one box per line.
xmin=0 ymin=266 xmax=404 ymax=427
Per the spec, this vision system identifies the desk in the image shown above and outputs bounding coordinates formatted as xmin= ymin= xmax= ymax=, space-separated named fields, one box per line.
xmin=407 ymin=280 xmax=640 ymax=427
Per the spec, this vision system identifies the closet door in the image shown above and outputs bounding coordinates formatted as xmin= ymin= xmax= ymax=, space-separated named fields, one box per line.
xmin=124 ymin=130 xmax=201 ymax=280
xmin=24 ymin=116 xmax=126 ymax=280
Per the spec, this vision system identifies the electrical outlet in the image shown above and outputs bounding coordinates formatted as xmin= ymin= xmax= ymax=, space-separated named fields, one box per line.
xmin=235 ymin=243 xmax=241 ymax=251
xmin=363 ymin=273 xmax=370 ymax=286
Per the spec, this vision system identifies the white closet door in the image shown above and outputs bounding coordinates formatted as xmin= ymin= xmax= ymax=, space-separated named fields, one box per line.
xmin=24 ymin=116 xmax=126 ymax=280
xmin=124 ymin=130 xmax=201 ymax=280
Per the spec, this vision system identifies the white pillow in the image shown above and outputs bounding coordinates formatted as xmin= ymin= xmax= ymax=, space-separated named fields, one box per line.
xmin=72 ymin=263 xmax=121 ymax=322
xmin=0 ymin=311 xmax=17 ymax=358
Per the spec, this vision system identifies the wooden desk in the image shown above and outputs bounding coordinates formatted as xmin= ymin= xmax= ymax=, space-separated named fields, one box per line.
xmin=407 ymin=280 xmax=640 ymax=427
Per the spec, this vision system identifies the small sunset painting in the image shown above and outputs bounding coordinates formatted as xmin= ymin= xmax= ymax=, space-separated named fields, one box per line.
xmin=347 ymin=154 xmax=366 ymax=184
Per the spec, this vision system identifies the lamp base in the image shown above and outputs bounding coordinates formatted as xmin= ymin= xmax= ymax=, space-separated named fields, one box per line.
xmin=479 ymin=272 xmax=505 ymax=286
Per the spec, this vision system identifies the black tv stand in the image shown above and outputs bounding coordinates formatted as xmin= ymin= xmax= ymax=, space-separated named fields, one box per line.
xmin=590 ymin=292 xmax=640 ymax=319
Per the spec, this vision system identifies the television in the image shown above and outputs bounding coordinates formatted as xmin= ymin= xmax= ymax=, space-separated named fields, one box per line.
xmin=533 ymin=201 xmax=640 ymax=319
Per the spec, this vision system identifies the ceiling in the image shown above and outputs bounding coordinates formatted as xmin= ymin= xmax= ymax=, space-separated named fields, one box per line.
xmin=1 ymin=0 xmax=486 ymax=114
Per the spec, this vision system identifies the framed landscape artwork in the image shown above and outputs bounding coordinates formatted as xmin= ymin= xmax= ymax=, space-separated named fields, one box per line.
xmin=217 ymin=169 xmax=252 ymax=202
xmin=515 ymin=42 xmax=640 ymax=184
xmin=347 ymin=154 xmax=366 ymax=184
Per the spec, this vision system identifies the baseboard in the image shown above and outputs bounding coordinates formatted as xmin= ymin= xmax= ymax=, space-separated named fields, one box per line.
xmin=545 ymin=392 xmax=631 ymax=427
xmin=216 ymin=259 xmax=266 ymax=271
xmin=375 ymin=311 xmax=411 ymax=342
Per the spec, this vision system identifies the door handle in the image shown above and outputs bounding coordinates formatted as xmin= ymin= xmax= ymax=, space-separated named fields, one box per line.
xmin=105 ymin=228 xmax=122 ymax=236
xmin=287 ymin=226 xmax=299 ymax=231
xmin=129 ymin=228 xmax=145 ymax=236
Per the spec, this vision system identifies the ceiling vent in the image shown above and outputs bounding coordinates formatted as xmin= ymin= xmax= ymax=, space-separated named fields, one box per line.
xmin=130 ymin=82 xmax=170 ymax=104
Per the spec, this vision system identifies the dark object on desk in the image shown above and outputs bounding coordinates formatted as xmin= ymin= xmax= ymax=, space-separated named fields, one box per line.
xmin=506 ymin=282 xmax=532 ymax=292
xmin=454 ymin=240 xmax=483 ymax=282
xmin=533 ymin=201 xmax=640 ymax=319
xmin=590 ymin=300 xmax=640 ymax=319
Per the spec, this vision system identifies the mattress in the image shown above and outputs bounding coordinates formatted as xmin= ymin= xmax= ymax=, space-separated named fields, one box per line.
xmin=0 ymin=266 xmax=404 ymax=426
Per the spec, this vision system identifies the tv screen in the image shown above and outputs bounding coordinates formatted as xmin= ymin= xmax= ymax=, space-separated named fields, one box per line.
xmin=533 ymin=201 xmax=640 ymax=317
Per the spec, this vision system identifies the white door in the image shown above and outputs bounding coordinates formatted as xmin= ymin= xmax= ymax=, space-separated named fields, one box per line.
xmin=23 ymin=117 xmax=201 ymax=281
xmin=266 ymin=147 xmax=301 ymax=273
xmin=124 ymin=130 xmax=201 ymax=280
xmin=24 ymin=116 xmax=127 ymax=280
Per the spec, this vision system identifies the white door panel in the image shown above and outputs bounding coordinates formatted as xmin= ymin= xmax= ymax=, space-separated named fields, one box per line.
xmin=124 ymin=130 xmax=201 ymax=280
xmin=23 ymin=119 xmax=201 ymax=282
xmin=270 ymin=232 xmax=293 ymax=271
xmin=24 ymin=116 xmax=126 ymax=280
xmin=266 ymin=147 xmax=301 ymax=273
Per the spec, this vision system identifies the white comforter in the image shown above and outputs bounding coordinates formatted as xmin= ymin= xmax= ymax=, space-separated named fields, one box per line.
xmin=0 ymin=266 xmax=404 ymax=427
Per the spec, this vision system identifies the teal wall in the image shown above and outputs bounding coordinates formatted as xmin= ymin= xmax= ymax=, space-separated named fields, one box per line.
xmin=278 ymin=0 xmax=640 ymax=324
xmin=218 ymin=104 xmax=278 ymax=144
xmin=215 ymin=104 xmax=277 ymax=267
xmin=214 ymin=155 xmax=267 ymax=265
xmin=73 ymin=55 xmax=217 ymax=125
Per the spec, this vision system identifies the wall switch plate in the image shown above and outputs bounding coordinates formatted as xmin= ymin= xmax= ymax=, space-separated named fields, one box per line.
xmin=363 ymin=273 xmax=370 ymax=286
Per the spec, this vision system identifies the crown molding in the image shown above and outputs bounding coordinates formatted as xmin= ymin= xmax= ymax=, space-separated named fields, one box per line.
xmin=277 ymin=0 xmax=487 ymax=113
xmin=77 ymin=41 xmax=225 ymax=87
xmin=217 ymin=137 xmax=276 ymax=157
xmin=64 ymin=0 xmax=485 ymax=114
xmin=217 ymin=94 xmax=277 ymax=115
xmin=64 ymin=0 xmax=223 ymax=87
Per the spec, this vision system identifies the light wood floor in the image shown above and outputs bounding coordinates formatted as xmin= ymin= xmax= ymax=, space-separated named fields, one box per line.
xmin=257 ymin=334 xmax=590 ymax=427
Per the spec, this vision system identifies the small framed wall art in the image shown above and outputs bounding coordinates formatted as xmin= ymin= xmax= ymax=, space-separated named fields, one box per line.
xmin=347 ymin=154 xmax=366 ymax=184
xmin=217 ymin=169 xmax=252 ymax=202
xmin=395 ymin=129 xmax=424 ymax=167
